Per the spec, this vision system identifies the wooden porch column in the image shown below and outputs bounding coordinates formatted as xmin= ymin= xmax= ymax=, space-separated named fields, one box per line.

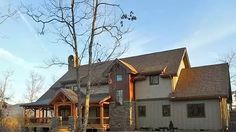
xmin=72 ymin=104 xmax=76 ymax=117
xmin=75 ymin=106 xmax=78 ymax=117
xmin=54 ymin=104 xmax=58 ymax=116
xmin=42 ymin=108 xmax=44 ymax=117
xmin=42 ymin=108 xmax=45 ymax=123
xmin=71 ymin=104 xmax=73 ymax=116
xmin=39 ymin=108 xmax=41 ymax=118
xmin=34 ymin=109 xmax=36 ymax=118
xmin=100 ymin=104 xmax=104 ymax=127
xmin=46 ymin=108 xmax=48 ymax=123
xmin=23 ymin=108 xmax=26 ymax=125
xmin=34 ymin=109 xmax=37 ymax=124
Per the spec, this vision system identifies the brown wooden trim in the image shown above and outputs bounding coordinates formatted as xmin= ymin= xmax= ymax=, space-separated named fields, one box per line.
xmin=99 ymin=96 xmax=111 ymax=104
xmin=136 ymin=97 xmax=169 ymax=102
xmin=169 ymin=95 xmax=227 ymax=101
xmin=100 ymin=104 xmax=104 ymax=127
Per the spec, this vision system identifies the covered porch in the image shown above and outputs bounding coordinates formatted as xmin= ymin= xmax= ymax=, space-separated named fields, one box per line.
xmin=21 ymin=99 xmax=54 ymax=128
xmin=21 ymin=88 xmax=111 ymax=130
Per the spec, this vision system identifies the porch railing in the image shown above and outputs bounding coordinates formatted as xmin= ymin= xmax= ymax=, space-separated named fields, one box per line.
xmin=86 ymin=117 xmax=109 ymax=125
xmin=25 ymin=117 xmax=52 ymax=124
xmin=24 ymin=116 xmax=110 ymax=129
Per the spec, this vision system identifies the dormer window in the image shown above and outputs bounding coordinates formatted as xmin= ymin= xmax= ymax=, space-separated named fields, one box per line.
xmin=116 ymin=74 xmax=123 ymax=81
xmin=149 ymin=75 xmax=159 ymax=85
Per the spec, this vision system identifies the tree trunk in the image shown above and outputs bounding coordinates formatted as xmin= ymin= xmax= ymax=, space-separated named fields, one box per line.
xmin=82 ymin=0 xmax=98 ymax=131
xmin=70 ymin=0 xmax=82 ymax=131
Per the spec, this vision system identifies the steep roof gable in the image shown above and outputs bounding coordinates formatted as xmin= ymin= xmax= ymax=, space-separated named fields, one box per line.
xmin=49 ymin=88 xmax=78 ymax=104
xmin=103 ymin=59 xmax=138 ymax=76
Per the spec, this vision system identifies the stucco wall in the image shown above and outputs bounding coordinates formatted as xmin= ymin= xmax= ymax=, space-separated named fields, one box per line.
xmin=135 ymin=77 xmax=172 ymax=99
xmin=136 ymin=99 xmax=222 ymax=130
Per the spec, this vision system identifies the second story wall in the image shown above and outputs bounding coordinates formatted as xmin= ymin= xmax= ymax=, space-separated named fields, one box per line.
xmin=135 ymin=76 xmax=172 ymax=99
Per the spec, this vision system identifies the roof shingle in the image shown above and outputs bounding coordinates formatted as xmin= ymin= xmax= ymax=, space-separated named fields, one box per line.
xmin=33 ymin=48 xmax=188 ymax=105
xmin=171 ymin=63 xmax=231 ymax=100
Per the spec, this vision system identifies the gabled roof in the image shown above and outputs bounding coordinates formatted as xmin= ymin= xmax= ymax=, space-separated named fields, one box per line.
xmin=103 ymin=59 xmax=138 ymax=76
xmin=50 ymin=88 xmax=78 ymax=104
xmin=20 ymin=99 xmax=51 ymax=107
xmin=21 ymin=89 xmax=111 ymax=107
xmin=170 ymin=63 xmax=231 ymax=100
xmin=36 ymin=47 xmax=188 ymax=104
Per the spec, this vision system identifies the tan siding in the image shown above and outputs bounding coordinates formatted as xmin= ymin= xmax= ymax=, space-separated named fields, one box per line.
xmin=136 ymin=99 xmax=222 ymax=130
xmin=135 ymin=77 xmax=172 ymax=99
xmin=171 ymin=58 xmax=186 ymax=91
xmin=136 ymin=100 xmax=171 ymax=128
xmin=171 ymin=100 xmax=221 ymax=130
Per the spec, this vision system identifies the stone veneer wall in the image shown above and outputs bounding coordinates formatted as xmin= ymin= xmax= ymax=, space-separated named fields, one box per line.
xmin=109 ymin=101 xmax=135 ymax=131
xmin=68 ymin=116 xmax=76 ymax=131
xmin=50 ymin=117 xmax=59 ymax=131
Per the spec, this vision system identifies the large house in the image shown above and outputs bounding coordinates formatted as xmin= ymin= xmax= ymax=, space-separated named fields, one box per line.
xmin=21 ymin=48 xmax=232 ymax=131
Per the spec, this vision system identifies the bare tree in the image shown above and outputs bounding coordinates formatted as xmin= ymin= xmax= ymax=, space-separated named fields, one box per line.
xmin=0 ymin=71 xmax=13 ymax=120
xmin=0 ymin=4 xmax=17 ymax=38
xmin=219 ymin=51 xmax=236 ymax=86
xmin=0 ymin=11 xmax=15 ymax=24
xmin=0 ymin=1 xmax=17 ymax=25
xmin=24 ymin=71 xmax=44 ymax=103
xmin=21 ymin=0 xmax=136 ymax=131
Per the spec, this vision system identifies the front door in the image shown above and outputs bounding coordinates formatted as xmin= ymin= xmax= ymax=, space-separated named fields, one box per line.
xmin=58 ymin=105 xmax=71 ymax=121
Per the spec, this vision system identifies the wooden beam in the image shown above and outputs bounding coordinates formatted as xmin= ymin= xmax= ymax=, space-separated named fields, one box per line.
xmin=100 ymin=104 xmax=104 ymax=127
xmin=46 ymin=108 xmax=48 ymax=117
xmin=46 ymin=108 xmax=48 ymax=123
xmin=71 ymin=103 xmax=73 ymax=116
xmin=34 ymin=109 xmax=36 ymax=118
xmin=103 ymin=102 xmax=109 ymax=105
xmin=42 ymin=109 xmax=44 ymax=118
xmin=23 ymin=108 xmax=26 ymax=125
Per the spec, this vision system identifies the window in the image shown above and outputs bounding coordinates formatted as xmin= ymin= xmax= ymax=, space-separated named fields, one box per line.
xmin=73 ymin=85 xmax=78 ymax=91
xmin=138 ymin=106 xmax=146 ymax=117
xmin=149 ymin=75 xmax=159 ymax=85
xmin=187 ymin=104 xmax=205 ymax=118
xmin=116 ymin=74 xmax=123 ymax=81
xmin=65 ymin=86 xmax=71 ymax=89
xmin=116 ymin=90 xmax=123 ymax=105
xmin=162 ymin=105 xmax=170 ymax=117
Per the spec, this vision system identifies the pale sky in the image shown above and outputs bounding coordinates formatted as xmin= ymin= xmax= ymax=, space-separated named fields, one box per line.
xmin=0 ymin=0 xmax=236 ymax=104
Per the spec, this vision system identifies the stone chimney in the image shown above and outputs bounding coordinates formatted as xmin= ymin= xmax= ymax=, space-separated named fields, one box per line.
xmin=68 ymin=55 xmax=74 ymax=71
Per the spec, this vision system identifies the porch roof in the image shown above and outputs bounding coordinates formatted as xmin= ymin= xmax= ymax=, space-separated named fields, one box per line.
xmin=20 ymin=99 xmax=51 ymax=107
xmin=21 ymin=88 xmax=110 ymax=107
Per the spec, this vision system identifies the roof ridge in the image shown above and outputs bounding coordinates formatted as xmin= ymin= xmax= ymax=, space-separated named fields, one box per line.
xmin=186 ymin=63 xmax=228 ymax=70
xmin=120 ymin=47 xmax=186 ymax=60
xmin=79 ymin=47 xmax=187 ymax=67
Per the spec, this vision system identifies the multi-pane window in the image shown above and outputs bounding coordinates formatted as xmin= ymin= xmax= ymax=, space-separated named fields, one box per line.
xmin=138 ymin=106 xmax=146 ymax=117
xmin=116 ymin=74 xmax=123 ymax=81
xmin=187 ymin=104 xmax=205 ymax=118
xmin=116 ymin=90 xmax=123 ymax=105
xmin=149 ymin=75 xmax=159 ymax=85
xmin=162 ymin=105 xmax=171 ymax=117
